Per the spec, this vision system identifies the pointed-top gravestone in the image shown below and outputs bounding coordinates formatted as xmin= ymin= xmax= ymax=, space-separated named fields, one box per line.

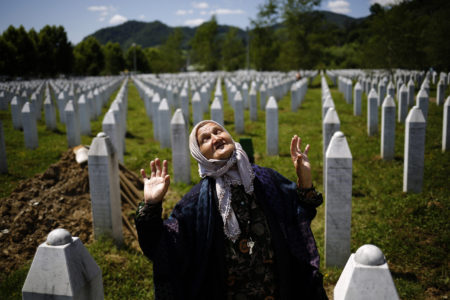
xmin=44 ymin=95 xmax=56 ymax=130
xmin=242 ymin=82 xmax=249 ymax=109
xmin=58 ymin=91 xmax=67 ymax=124
xmin=325 ymin=131 xmax=352 ymax=268
xmin=158 ymin=98 xmax=171 ymax=148
xmin=11 ymin=96 xmax=23 ymax=130
xmin=443 ymin=96 xmax=450 ymax=152
xmin=407 ymin=78 xmax=415 ymax=107
xmin=403 ymin=106 xmax=426 ymax=193
xmin=266 ymin=96 xmax=278 ymax=155
xmin=234 ymin=91 xmax=244 ymax=134
xmin=381 ymin=95 xmax=396 ymax=160
xmin=416 ymin=88 xmax=429 ymax=121
xmin=437 ymin=79 xmax=445 ymax=106
xmin=64 ymin=100 xmax=81 ymax=148
xmin=377 ymin=80 xmax=386 ymax=107
xmin=102 ymin=110 xmax=122 ymax=163
xmin=151 ymin=93 xmax=161 ymax=141
xmin=78 ymin=94 xmax=91 ymax=136
xmin=22 ymin=102 xmax=39 ymax=149
xmin=387 ymin=81 xmax=395 ymax=99
xmin=170 ymin=109 xmax=190 ymax=184
xmin=192 ymin=91 xmax=203 ymax=126
xmin=180 ymin=88 xmax=189 ymax=124
xmin=367 ymin=88 xmax=378 ymax=136
xmin=398 ymin=84 xmax=408 ymax=123
xmin=249 ymin=85 xmax=257 ymax=121
xmin=259 ymin=83 xmax=267 ymax=110
xmin=353 ymin=82 xmax=362 ymax=116
xmin=323 ymin=96 xmax=335 ymax=120
xmin=88 ymin=132 xmax=123 ymax=245
xmin=211 ymin=97 xmax=224 ymax=126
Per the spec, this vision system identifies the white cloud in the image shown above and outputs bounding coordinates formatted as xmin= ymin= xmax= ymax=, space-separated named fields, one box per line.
xmin=88 ymin=5 xmax=118 ymax=22
xmin=370 ymin=0 xmax=402 ymax=6
xmin=192 ymin=2 xmax=209 ymax=9
xmin=109 ymin=14 xmax=128 ymax=25
xmin=200 ymin=10 xmax=208 ymax=15
xmin=176 ymin=9 xmax=194 ymax=15
xmin=327 ymin=0 xmax=350 ymax=14
xmin=184 ymin=18 xmax=205 ymax=26
xmin=139 ymin=14 xmax=145 ymax=20
xmin=87 ymin=6 xmax=108 ymax=12
xmin=210 ymin=8 xmax=245 ymax=15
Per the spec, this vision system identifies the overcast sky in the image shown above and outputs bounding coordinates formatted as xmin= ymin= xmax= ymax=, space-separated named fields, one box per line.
xmin=0 ymin=0 xmax=400 ymax=44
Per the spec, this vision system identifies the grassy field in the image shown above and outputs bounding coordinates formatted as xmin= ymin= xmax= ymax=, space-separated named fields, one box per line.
xmin=1 ymin=75 xmax=449 ymax=299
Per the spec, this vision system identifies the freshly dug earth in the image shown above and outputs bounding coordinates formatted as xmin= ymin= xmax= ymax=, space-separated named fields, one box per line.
xmin=0 ymin=149 xmax=143 ymax=274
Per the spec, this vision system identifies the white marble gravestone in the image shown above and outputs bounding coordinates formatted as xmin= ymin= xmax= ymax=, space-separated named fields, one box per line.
xmin=398 ymin=84 xmax=408 ymax=123
xmin=443 ymin=97 xmax=450 ymax=152
xmin=334 ymin=244 xmax=399 ymax=300
xmin=325 ymin=131 xmax=352 ymax=268
xmin=416 ymin=88 xmax=429 ymax=121
xmin=88 ymin=132 xmax=123 ymax=244
xmin=192 ymin=91 xmax=203 ymax=126
xmin=381 ymin=95 xmax=396 ymax=160
xmin=266 ymin=96 xmax=278 ymax=156
xmin=44 ymin=95 xmax=57 ymax=130
xmin=211 ymin=97 xmax=224 ymax=126
xmin=10 ymin=96 xmax=22 ymax=130
xmin=22 ymin=102 xmax=39 ymax=149
xmin=170 ymin=109 xmax=191 ymax=184
xmin=78 ymin=94 xmax=91 ymax=136
xmin=151 ymin=93 xmax=161 ymax=141
xmin=234 ymin=91 xmax=245 ymax=134
xmin=249 ymin=85 xmax=258 ymax=121
xmin=22 ymin=228 xmax=104 ymax=300
xmin=403 ymin=106 xmax=426 ymax=193
xmin=64 ymin=100 xmax=81 ymax=148
xmin=353 ymin=82 xmax=362 ymax=116
xmin=367 ymin=89 xmax=378 ymax=136
xmin=158 ymin=98 xmax=171 ymax=148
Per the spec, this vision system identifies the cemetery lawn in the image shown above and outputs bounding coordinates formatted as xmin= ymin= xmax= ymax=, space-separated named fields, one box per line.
xmin=1 ymin=78 xmax=449 ymax=299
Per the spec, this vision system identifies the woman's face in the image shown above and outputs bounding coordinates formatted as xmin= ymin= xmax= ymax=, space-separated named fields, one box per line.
xmin=196 ymin=122 xmax=235 ymax=160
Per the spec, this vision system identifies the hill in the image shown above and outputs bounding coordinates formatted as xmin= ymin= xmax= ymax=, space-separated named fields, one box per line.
xmin=85 ymin=10 xmax=365 ymax=49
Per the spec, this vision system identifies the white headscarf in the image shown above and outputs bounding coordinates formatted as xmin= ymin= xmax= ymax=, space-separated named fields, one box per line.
xmin=189 ymin=120 xmax=254 ymax=242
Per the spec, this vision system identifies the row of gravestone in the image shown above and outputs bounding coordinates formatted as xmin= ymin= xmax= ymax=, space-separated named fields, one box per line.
xmin=0 ymin=77 xmax=125 ymax=174
xmin=320 ymin=74 xmax=400 ymax=298
xmin=21 ymin=226 xmax=398 ymax=299
xmin=21 ymin=69 xmax=397 ymax=299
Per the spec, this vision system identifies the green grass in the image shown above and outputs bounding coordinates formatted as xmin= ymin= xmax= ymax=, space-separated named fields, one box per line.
xmin=1 ymin=76 xmax=449 ymax=299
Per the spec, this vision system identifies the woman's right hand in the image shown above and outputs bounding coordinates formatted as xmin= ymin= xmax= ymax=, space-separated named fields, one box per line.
xmin=140 ymin=158 xmax=170 ymax=204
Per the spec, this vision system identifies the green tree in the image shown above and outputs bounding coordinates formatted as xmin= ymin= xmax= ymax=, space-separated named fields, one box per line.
xmin=125 ymin=44 xmax=150 ymax=73
xmin=103 ymin=42 xmax=125 ymax=75
xmin=73 ymin=36 xmax=104 ymax=75
xmin=221 ymin=28 xmax=245 ymax=71
xmin=190 ymin=16 xmax=219 ymax=71
xmin=2 ymin=25 xmax=37 ymax=76
xmin=160 ymin=28 xmax=185 ymax=72
xmin=144 ymin=47 xmax=165 ymax=73
xmin=250 ymin=1 xmax=280 ymax=71
xmin=0 ymin=35 xmax=16 ymax=76
xmin=37 ymin=25 xmax=73 ymax=76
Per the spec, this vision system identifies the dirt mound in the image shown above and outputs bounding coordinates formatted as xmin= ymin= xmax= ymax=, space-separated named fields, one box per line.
xmin=0 ymin=149 xmax=143 ymax=274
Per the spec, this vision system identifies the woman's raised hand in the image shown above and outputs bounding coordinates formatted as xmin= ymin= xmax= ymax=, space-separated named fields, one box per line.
xmin=290 ymin=135 xmax=312 ymax=189
xmin=140 ymin=158 xmax=170 ymax=204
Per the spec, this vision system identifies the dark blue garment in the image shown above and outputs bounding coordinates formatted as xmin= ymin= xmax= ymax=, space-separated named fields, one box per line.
xmin=135 ymin=165 xmax=327 ymax=300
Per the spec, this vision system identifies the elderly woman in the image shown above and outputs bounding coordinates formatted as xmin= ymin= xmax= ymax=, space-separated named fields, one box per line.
xmin=135 ymin=120 xmax=327 ymax=300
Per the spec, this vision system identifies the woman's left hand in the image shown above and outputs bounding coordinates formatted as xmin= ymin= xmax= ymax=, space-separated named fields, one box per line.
xmin=290 ymin=135 xmax=312 ymax=189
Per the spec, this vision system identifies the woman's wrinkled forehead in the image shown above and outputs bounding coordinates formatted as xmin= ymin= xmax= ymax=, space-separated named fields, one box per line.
xmin=192 ymin=120 xmax=227 ymax=142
